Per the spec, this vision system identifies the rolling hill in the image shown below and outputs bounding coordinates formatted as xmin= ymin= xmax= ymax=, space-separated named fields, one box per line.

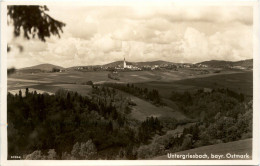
xmin=19 ymin=64 xmax=64 ymax=72
xmin=72 ymin=59 xmax=253 ymax=69
xmin=232 ymin=59 xmax=253 ymax=67
xmin=19 ymin=59 xmax=253 ymax=72
xmin=198 ymin=59 xmax=253 ymax=68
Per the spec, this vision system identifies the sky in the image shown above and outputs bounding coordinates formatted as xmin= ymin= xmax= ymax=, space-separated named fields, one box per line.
xmin=7 ymin=4 xmax=253 ymax=68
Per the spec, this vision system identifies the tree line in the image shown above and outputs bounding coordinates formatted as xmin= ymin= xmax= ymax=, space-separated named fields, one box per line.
xmin=104 ymin=83 xmax=164 ymax=106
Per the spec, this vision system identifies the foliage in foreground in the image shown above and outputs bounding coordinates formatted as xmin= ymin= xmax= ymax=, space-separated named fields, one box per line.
xmin=8 ymin=86 xmax=252 ymax=159
xmin=7 ymin=88 xmax=162 ymax=159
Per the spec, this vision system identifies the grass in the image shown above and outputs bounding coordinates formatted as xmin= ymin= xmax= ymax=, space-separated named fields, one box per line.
xmin=173 ymin=72 xmax=253 ymax=96
xmin=134 ymin=71 xmax=253 ymax=98
xmin=126 ymin=93 xmax=188 ymax=121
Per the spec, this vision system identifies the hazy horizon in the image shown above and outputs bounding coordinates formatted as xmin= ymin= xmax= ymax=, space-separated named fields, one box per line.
xmin=15 ymin=58 xmax=253 ymax=69
xmin=7 ymin=5 xmax=253 ymax=69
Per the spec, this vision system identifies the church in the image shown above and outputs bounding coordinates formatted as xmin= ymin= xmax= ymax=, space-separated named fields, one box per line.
xmin=121 ymin=57 xmax=141 ymax=71
xmin=123 ymin=57 xmax=133 ymax=69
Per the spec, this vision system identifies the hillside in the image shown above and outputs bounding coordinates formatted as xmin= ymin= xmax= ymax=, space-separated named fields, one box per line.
xmin=18 ymin=59 xmax=253 ymax=72
xmin=19 ymin=63 xmax=64 ymax=72
xmin=233 ymin=59 xmax=253 ymax=67
xmin=153 ymin=138 xmax=252 ymax=160
xmin=198 ymin=59 xmax=253 ymax=68
xmin=103 ymin=61 xmax=129 ymax=67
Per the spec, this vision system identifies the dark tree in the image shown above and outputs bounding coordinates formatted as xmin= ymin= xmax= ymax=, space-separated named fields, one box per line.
xmin=7 ymin=5 xmax=66 ymax=76
xmin=7 ymin=67 xmax=16 ymax=76
xmin=7 ymin=5 xmax=65 ymax=42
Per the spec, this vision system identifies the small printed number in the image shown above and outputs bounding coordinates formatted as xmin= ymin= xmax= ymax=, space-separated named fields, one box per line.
xmin=11 ymin=156 xmax=21 ymax=159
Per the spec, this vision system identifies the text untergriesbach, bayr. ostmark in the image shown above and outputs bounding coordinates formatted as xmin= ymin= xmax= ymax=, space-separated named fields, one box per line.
xmin=167 ymin=153 xmax=250 ymax=159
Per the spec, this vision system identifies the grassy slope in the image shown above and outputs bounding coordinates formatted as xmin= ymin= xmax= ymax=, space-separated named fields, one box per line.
xmin=153 ymin=138 xmax=252 ymax=160
xmin=173 ymin=71 xmax=253 ymax=96
xmin=127 ymin=94 xmax=188 ymax=121
xmin=134 ymin=71 xmax=253 ymax=98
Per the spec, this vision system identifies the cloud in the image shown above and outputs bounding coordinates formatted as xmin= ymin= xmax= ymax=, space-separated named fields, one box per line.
xmin=179 ymin=26 xmax=252 ymax=63
xmin=7 ymin=5 xmax=253 ymax=68
xmin=148 ymin=6 xmax=253 ymax=25
xmin=92 ymin=34 xmax=122 ymax=53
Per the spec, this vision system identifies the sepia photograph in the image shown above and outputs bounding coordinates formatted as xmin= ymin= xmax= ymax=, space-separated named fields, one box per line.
xmin=1 ymin=0 xmax=259 ymax=165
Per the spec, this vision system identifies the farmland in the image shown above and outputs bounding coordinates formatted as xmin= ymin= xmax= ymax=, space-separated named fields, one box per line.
xmin=8 ymin=69 xmax=253 ymax=121
xmin=8 ymin=69 xmax=252 ymax=92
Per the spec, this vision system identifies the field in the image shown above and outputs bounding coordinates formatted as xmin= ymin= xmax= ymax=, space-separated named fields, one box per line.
xmin=153 ymin=138 xmax=252 ymax=160
xmin=9 ymin=68 xmax=249 ymax=85
xmin=134 ymin=71 xmax=253 ymax=98
xmin=8 ymin=69 xmax=253 ymax=121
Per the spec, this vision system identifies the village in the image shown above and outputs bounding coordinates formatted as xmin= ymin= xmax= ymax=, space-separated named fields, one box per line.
xmin=73 ymin=57 xmax=209 ymax=72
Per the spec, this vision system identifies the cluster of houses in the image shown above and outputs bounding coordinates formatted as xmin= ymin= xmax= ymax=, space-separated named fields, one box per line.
xmin=74 ymin=58 xmax=210 ymax=72
xmin=73 ymin=57 xmax=250 ymax=72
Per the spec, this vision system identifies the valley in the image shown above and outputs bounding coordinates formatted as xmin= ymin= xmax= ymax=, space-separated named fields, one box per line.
xmin=7 ymin=60 xmax=253 ymax=160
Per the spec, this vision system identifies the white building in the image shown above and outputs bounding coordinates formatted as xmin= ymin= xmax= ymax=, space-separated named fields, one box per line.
xmin=123 ymin=57 xmax=133 ymax=69
xmin=123 ymin=57 xmax=141 ymax=70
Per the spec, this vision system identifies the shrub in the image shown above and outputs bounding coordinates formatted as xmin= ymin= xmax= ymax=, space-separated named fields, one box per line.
xmin=71 ymin=140 xmax=97 ymax=159
xmin=86 ymin=81 xmax=93 ymax=85
xmin=25 ymin=150 xmax=44 ymax=160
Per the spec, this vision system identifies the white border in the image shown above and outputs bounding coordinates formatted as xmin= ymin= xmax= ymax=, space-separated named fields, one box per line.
xmin=1 ymin=0 xmax=259 ymax=165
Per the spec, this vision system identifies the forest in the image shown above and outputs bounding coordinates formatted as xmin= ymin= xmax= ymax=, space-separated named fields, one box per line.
xmin=136 ymin=88 xmax=252 ymax=159
xmin=7 ymin=87 xmax=162 ymax=159
xmin=104 ymin=83 xmax=164 ymax=106
xmin=7 ymin=85 xmax=252 ymax=159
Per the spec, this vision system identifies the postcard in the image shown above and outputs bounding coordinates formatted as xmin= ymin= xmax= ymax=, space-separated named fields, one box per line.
xmin=1 ymin=0 xmax=259 ymax=165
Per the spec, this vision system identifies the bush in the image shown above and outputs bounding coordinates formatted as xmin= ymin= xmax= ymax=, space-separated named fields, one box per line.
xmin=46 ymin=149 xmax=57 ymax=159
xmin=25 ymin=149 xmax=57 ymax=160
xmin=137 ymin=143 xmax=164 ymax=159
xmin=71 ymin=140 xmax=97 ymax=159
xmin=86 ymin=81 xmax=93 ymax=85
xmin=52 ymin=68 xmax=60 ymax=72
xmin=25 ymin=150 xmax=44 ymax=160
xmin=181 ymin=135 xmax=192 ymax=150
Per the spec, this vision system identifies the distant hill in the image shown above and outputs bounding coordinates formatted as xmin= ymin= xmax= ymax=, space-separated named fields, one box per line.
xmin=102 ymin=61 xmax=126 ymax=68
xmin=232 ymin=59 xmax=253 ymax=67
xmin=132 ymin=60 xmax=177 ymax=67
xmin=103 ymin=60 xmax=176 ymax=68
xmin=198 ymin=59 xmax=253 ymax=68
xmin=19 ymin=59 xmax=253 ymax=72
xmin=19 ymin=64 xmax=64 ymax=72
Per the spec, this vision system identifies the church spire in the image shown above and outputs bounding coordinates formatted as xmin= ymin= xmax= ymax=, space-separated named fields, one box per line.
xmin=123 ymin=57 xmax=126 ymax=68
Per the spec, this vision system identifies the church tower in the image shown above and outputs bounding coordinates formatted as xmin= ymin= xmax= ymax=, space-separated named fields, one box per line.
xmin=123 ymin=57 xmax=126 ymax=68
